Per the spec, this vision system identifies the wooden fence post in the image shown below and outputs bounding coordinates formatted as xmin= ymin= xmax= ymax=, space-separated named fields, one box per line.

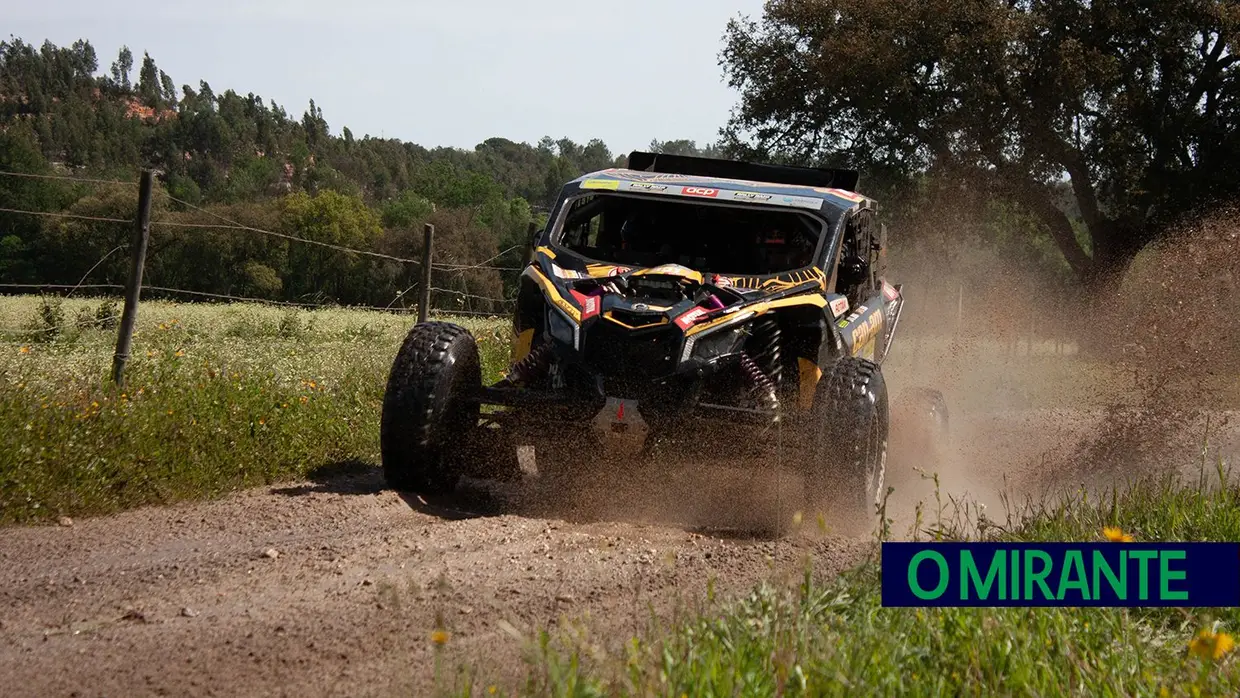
xmin=417 ymin=223 xmax=434 ymax=324
xmin=110 ymin=169 xmax=154 ymax=386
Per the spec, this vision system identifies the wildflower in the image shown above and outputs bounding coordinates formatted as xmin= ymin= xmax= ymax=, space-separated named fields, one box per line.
xmin=281 ymin=403 xmax=288 ymax=409
xmin=488 ymin=687 xmax=497 ymax=695
xmin=91 ymin=401 xmax=99 ymax=408
xmin=258 ymin=418 xmax=265 ymax=425
xmin=1103 ymin=526 xmax=1134 ymax=543
xmin=430 ymin=629 xmax=449 ymax=646
xmin=167 ymin=410 xmax=174 ymax=416
xmin=1189 ymin=629 xmax=1235 ymax=661
xmin=299 ymin=396 xmax=309 ymax=404
xmin=175 ymin=350 xmax=185 ymax=358
xmin=19 ymin=346 xmax=31 ymax=354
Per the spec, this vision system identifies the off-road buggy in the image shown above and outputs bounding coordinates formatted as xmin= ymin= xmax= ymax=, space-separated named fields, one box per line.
xmin=380 ymin=151 xmax=947 ymax=529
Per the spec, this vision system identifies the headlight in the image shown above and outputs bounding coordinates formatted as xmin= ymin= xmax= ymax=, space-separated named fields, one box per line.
xmin=682 ymin=325 xmax=745 ymax=363
xmin=546 ymin=306 xmax=579 ymax=349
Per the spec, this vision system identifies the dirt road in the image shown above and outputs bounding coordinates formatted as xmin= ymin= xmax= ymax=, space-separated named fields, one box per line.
xmin=3 ymin=397 xmax=1235 ymax=698
xmin=0 ymin=460 xmax=873 ymax=698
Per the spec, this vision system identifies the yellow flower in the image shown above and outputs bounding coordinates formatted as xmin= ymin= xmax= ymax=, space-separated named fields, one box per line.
xmin=175 ymin=350 xmax=185 ymax=358
xmin=299 ymin=396 xmax=309 ymax=404
xmin=258 ymin=418 xmax=265 ymax=425
xmin=19 ymin=346 xmax=31 ymax=354
xmin=1103 ymin=526 xmax=1134 ymax=542
xmin=281 ymin=403 xmax=288 ymax=409
xmin=488 ymin=687 xmax=497 ymax=695
xmin=1189 ymin=629 xmax=1236 ymax=661
xmin=431 ymin=629 xmax=449 ymax=646
xmin=91 ymin=401 xmax=99 ymax=408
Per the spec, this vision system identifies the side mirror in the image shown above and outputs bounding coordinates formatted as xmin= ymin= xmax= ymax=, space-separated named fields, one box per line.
xmin=525 ymin=222 xmax=543 ymax=263
xmin=837 ymin=255 xmax=868 ymax=292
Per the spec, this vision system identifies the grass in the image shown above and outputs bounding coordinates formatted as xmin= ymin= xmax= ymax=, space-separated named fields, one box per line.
xmin=5 ymin=295 xmax=1240 ymax=695
xmin=0 ymin=294 xmax=510 ymax=524
xmin=453 ymin=471 xmax=1240 ymax=697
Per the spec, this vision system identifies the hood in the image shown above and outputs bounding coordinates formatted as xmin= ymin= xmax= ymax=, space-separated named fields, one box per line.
xmin=529 ymin=246 xmax=845 ymax=338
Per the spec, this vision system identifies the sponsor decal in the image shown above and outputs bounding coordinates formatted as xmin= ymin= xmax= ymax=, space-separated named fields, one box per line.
xmin=632 ymin=303 xmax=649 ymax=311
xmin=830 ymin=297 xmax=850 ymax=317
xmin=882 ymin=281 xmax=899 ymax=301
xmin=850 ymin=312 xmax=883 ymax=350
xmin=817 ymin=188 xmax=867 ymax=203
xmin=551 ymin=263 xmax=584 ymax=279
xmin=571 ymin=291 xmax=601 ymax=320
xmin=681 ymin=186 xmax=719 ymax=198
xmin=626 ymin=182 xmax=668 ymax=192
xmin=581 ymin=179 xmax=620 ymax=190
xmin=644 ymin=263 xmax=696 ymax=277
xmin=674 ymin=306 xmax=711 ymax=330
xmin=731 ymin=191 xmax=773 ymax=202
xmin=712 ymin=274 xmax=733 ymax=288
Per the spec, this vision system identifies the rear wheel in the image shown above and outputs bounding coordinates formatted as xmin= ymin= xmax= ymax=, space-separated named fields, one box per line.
xmin=805 ymin=356 xmax=890 ymax=533
xmin=380 ymin=322 xmax=481 ymax=494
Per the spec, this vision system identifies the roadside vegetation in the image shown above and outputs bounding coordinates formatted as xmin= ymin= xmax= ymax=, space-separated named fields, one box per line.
xmin=0 ymin=294 xmax=510 ymax=524
xmin=476 ymin=473 xmax=1240 ymax=697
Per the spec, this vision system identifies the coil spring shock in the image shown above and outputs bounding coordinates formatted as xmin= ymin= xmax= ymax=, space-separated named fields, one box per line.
xmin=750 ymin=316 xmax=783 ymax=388
xmin=739 ymin=352 xmax=781 ymax=415
xmin=500 ymin=341 xmax=553 ymax=387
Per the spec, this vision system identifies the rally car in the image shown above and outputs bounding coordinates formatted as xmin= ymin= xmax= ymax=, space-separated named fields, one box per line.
xmin=380 ymin=151 xmax=943 ymax=529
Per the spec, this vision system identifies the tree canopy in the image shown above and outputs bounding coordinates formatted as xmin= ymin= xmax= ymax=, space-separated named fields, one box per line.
xmin=719 ymin=0 xmax=1240 ymax=283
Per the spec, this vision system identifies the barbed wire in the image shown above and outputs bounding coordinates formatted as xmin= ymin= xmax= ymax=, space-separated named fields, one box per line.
xmin=0 ymin=206 xmax=131 ymax=224
xmin=0 ymin=169 xmax=136 ymax=186
xmin=0 ymin=283 xmax=126 ymax=291
xmin=1 ymin=185 xmax=529 ymax=275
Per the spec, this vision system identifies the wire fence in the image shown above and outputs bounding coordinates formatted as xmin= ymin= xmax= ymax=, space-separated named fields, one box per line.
xmin=0 ymin=168 xmax=522 ymax=318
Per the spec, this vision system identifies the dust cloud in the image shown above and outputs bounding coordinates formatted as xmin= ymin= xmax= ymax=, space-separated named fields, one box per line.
xmin=880 ymin=201 xmax=1240 ymax=536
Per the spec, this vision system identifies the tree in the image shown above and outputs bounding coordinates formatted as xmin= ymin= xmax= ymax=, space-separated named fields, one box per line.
xmin=109 ymin=45 xmax=133 ymax=91
xmin=137 ymin=52 xmax=161 ymax=108
xmin=719 ymin=0 xmax=1240 ymax=285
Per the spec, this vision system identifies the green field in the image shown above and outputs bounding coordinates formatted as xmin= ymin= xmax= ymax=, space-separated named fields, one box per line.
xmin=0 ymin=294 xmax=511 ymax=524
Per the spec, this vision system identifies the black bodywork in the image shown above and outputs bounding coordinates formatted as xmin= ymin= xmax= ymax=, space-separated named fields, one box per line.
xmin=476 ymin=152 xmax=906 ymax=453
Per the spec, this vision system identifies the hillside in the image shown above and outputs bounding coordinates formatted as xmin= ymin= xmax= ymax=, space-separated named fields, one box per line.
xmin=0 ymin=37 xmax=719 ymax=311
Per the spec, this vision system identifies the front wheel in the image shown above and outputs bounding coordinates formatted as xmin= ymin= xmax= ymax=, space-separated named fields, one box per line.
xmin=804 ymin=356 xmax=890 ymax=533
xmin=380 ymin=321 xmax=481 ymax=494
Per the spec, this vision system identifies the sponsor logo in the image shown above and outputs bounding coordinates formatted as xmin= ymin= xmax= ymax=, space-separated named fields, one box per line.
xmin=632 ymin=303 xmax=649 ymax=311
xmin=581 ymin=179 xmax=620 ymax=190
xmin=681 ymin=186 xmax=719 ymax=198
xmin=712 ymin=274 xmax=733 ymax=288
xmin=830 ymin=297 xmax=850 ymax=317
xmin=645 ymin=264 xmax=696 ymax=277
xmin=571 ymin=291 xmax=602 ymax=320
xmin=627 ymin=182 xmax=668 ymax=192
xmin=851 ymin=312 xmax=883 ymax=350
xmin=731 ymin=191 xmax=772 ymax=201
xmin=674 ymin=306 xmax=711 ymax=330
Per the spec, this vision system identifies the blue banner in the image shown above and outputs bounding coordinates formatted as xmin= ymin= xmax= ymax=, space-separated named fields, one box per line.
xmin=881 ymin=542 xmax=1240 ymax=607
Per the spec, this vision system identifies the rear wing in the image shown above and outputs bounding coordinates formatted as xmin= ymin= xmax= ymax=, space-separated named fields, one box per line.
xmin=626 ymin=151 xmax=860 ymax=192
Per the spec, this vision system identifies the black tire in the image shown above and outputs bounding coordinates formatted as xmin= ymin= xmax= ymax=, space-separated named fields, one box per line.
xmin=806 ymin=356 xmax=890 ymax=531
xmin=380 ymin=322 xmax=481 ymax=494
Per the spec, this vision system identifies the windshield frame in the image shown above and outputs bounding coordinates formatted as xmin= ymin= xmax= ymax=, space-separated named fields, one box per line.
xmin=545 ymin=191 xmax=838 ymax=278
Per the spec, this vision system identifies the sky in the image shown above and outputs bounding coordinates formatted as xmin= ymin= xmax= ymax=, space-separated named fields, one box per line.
xmin=6 ymin=0 xmax=766 ymax=154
